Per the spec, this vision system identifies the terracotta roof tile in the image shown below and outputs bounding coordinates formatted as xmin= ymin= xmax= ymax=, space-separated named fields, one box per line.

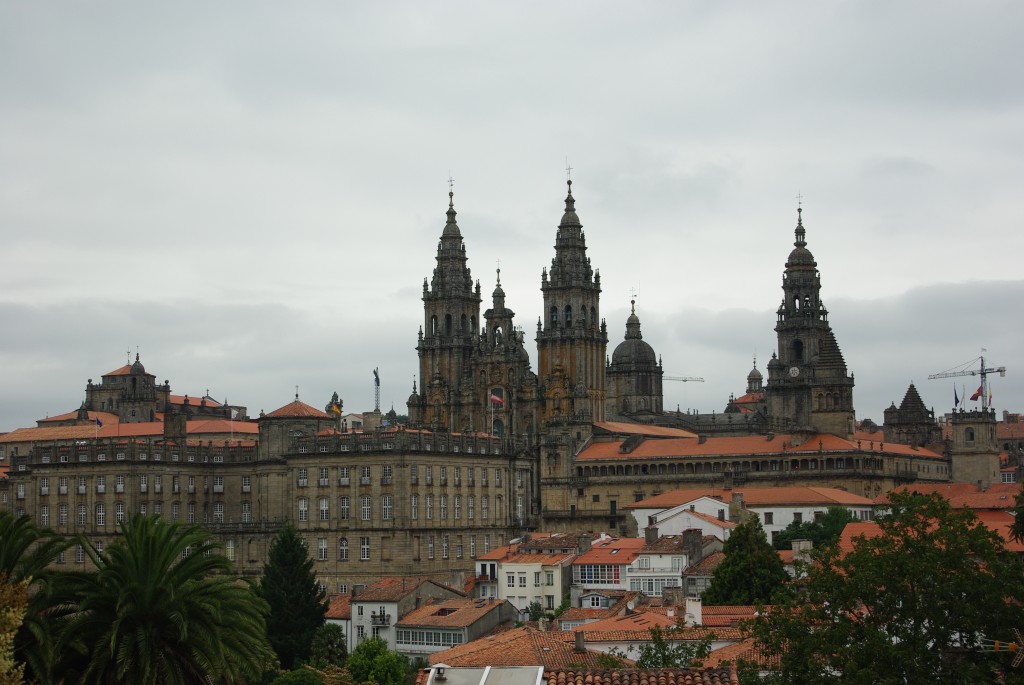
xmin=544 ymin=668 xmax=739 ymax=685
xmin=683 ymin=551 xmax=724 ymax=576
xmin=104 ymin=364 xmax=133 ymax=376
xmin=629 ymin=487 xmax=873 ymax=510
xmin=703 ymin=638 xmax=778 ymax=670
xmin=0 ymin=419 xmax=256 ymax=444
xmin=580 ymin=433 xmax=942 ymax=462
xmin=326 ymin=593 xmax=351 ymax=620
xmin=399 ymin=598 xmax=510 ymax=628
xmin=428 ymin=626 xmax=618 ymax=669
xmin=878 ymin=482 xmax=1021 ymax=510
xmin=36 ymin=410 xmax=120 ymax=425
xmin=574 ymin=538 xmax=647 ymax=565
xmin=593 ymin=423 xmax=700 ymax=439
xmin=353 ymin=576 xmax=462 ymax=603
xmin=556 ymin=626 xmax=741 ymax=644
xmin=570 ymin=611 xmax=679 ymax=634
xmin=265 ymin=399 xmax=333 ymax=419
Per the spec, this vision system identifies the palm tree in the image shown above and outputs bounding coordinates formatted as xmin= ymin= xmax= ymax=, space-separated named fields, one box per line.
xmin=57 ymin=515 xmax=275 ymax=684
xmin=0 ymin=511 xmax=72 ymax=684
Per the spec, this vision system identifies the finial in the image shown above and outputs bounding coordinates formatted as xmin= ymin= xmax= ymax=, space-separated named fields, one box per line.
xmin=295 ymin=385 xmax=299 ymax=401
xmin=135 ymin=352 xmax=140 ymax=363
xmin=447 ymin=174 xmax=455 ymax=206
xmin=412 ymin=376 xmax=417 ymax=393
xmin=496 ymin=266 xmax=501 ymax=286
xmin=630 ymin=298 xmax=636 ymax=314
xmin=565 ymin=158 xmax=573 ymax=182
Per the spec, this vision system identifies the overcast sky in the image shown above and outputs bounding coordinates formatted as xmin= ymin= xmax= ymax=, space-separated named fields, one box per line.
xmin=1 ymin=2 xmax=1021 ymax=433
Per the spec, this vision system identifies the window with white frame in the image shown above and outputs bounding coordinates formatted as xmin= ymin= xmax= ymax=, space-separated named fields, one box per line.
xmin=96 ymin=503 xmax=105 ymax=526
xmin=241 ymin=502 xmax=251 ymax=523
xmin=77 ymin=504 xmax=86 ymax=526
xmin=410 ymin=494 xmax=418 ymax=519
xmin=339 ymin=538 xmax=349 ymax=561
xmin=298 ymin=498 xmax=309 ymax=522
xmin=318 ymin=538 xmax=328 ymax=561
xmin=381 ymin=495 xmax=393 ymax=520
xmin=319 ymin=497 xmax=330 ymax=520
xmin=360 ymin=537 xmax=370 ymax=561
xmin=428 ymin=536 xmax=435 ymax=560
xmin=361 ymin=496 xmax=371 ymax=521
xmin=340 ymin=496 xmax=350 ymax=520
xmin=115 ymin=502 xmax=125 ymax=523
xmin=213 ymin=502 xmax=224 ymax=523
xmin=440 ymin=495 xmax=448 ymax=519
xmin=468 ymin=495 xmax=475 ymax=519
xmin=454 ymin=495 xmax=461 ymax=518
xmin=426 ymin=494 xmax=433 ymax=519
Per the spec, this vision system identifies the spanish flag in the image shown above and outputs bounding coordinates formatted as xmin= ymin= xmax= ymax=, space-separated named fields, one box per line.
xmin=330 ymin=403 xmax=342 ymax=416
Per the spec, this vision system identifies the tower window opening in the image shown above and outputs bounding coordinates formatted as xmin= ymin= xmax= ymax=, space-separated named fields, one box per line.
xmin=564 ymin=305 xmax=572 ymax=326
xmin=791 ymin=340 xmax=804 ymax=361
xmin=445 ymin=314 xmax=452 ymax=335
xmin=591 ymin=307 xmax=597 ymax=329
xmin=794 ymin=296 xmax=801 ymax=310
xmin=431 ymin=315 xmax=438 ymax=336
xmin=550 ymin=306 xmax=558 ymax=327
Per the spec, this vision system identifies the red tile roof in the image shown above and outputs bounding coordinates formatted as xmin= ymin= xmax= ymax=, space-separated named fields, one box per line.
xmin=629 ymin=487 xmax=873 ymax=510
xmin=545 ymin=668 xmax=739 ymax=685
xmin=325 ymin=593 xmax=351 ymax=620
xmin=574 ymin=537 xmax=647 ymax=565
xmin=877 ymin=482 xmax=1021 ymax=510
xmin=353 ymin=576 xmax=462 ymax=603
xmin=428 ymin=626 xmax=617 ymax=668
xmin=104 ymin=364 xmax=134 ymax=376
xmin=398 ymin=598 xmax=509 ymax=628
xmin=168 ymin=394 xmax=223 ymax=408
xmin=703 ymin=638 xmax=779 ymax=670
xmin=265 ymin=400 xmax=332 ymax=419
xmin=593 ymin=423 xmax=700 ymax=439
xmin=684 ymin=551 xmax=724 ymax=576
xmin=36 ymin=410 xmax=120 ymax=425
xmin=570 ymin=611 xmax=679 ymax=634
xmin=0 ymin=418 xmax=257 ymax=444
xmin=579 ymin=433 xmax=942 ymax=461
xmin=557 ymin=625 xmax=741 ymax=644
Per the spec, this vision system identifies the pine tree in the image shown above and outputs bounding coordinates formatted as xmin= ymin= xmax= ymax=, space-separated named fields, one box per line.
xmin=258 ymin=525 xmax=328 ymax=669
xmin=701 ymin=515 xmax=788 ymax=606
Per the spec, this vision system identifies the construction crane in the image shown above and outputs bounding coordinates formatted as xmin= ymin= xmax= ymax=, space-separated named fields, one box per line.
xmin=927 ymin=349 xmax=1007 ymax=411
xmin=664 ymin=376 xmax=705 ymax=383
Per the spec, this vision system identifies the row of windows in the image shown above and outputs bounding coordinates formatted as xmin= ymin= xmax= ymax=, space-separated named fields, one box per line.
xmin=39 ymin=500 xmax=254 ymax=526
xmin=297 ymin=494 xmax=499 ymax=521
xmin=33 ymin=475 xmax=252 ymax=495
xmin=35 ymin=450 xmax=250 ymax=464
xmin=313 ymin=534 xmax=493 ymax=562
xmin=396 ymin=629 xmax=464 ymax=647
xmin=294 ymin=465 xmax=520 ymax=488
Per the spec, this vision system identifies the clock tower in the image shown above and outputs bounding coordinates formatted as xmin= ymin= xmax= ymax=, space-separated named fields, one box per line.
xmin=765 ymin=207 xmax=855 ymax=439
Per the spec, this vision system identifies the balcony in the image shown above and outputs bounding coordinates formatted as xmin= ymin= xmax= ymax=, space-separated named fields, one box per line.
xmin=40 ymin=487 xmax=49 ymax=496
xmin=187 ymin=485 xmax=196 ymax=494
xmin=338 ymin=477 xmax=350 ymax=486
xmin=139 ymin=486 xmax=148 ymax=493
xmin=97 ymin=485 xmax=106 ymax=494
xmin=381 ymin=477 xmax=392 ymax=485
xmin=58 ymin=486 xmax=68 ymax=495
xmin=115 ymin=485 xmax=125 ymax=494
xmin=360 ymin=477 xmax=371 ymax=485
xmin=213 ymin=485 xmax=224 ymax=493
xmin=370 ymin=612 xmax=392 ymax=627
xmin=78 ymin=486 xmax=86 ymax=494
xmin=242 ymin=485 xmax=252 ymax=493
xmin=298 ymin=479 xmax=308 ymax=487
xmin=318 ymin=478 xmax=329 ymax=486
xmin=172 ymin=485 xmax=180 ymax=493
xmin=154 ymin=485 xmax=162 ymax=494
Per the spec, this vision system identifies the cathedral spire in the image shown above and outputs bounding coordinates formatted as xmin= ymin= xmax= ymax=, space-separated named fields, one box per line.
xmin=442 ymin=189 xmax=461 ymax=238
xmin=794 ymin=206 xmax=806 ymax=248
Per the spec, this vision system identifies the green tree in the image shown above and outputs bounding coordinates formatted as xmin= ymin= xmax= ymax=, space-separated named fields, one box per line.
xmin=633 ymin=626 xmax=713 ymax=668
xmin=271 ymin=667 xmax=324 ymax=685
xmin=0 ymin=510 xmax=72 ymax=684
xmin=346 ymin=637 xmax=407 ymax=685
xmin=1010 ymin=489 xmax=1024 ymax=543
xmin=772 ymin=506 xmax=856 ymax=551
xmin=0 ymin=574 xmax=28 ymax=685
xmin=258 ymin=525 xmax=328 ymax=669
xmin=751 ymin=492 xmax=1024 ymax=684
xmin=310 ymin=623 xmax=348 ymax=667
xmin=702 ymin=516 xmax=788 ymax=605
xmin=57 ymin=515 xmax=275 ymax=684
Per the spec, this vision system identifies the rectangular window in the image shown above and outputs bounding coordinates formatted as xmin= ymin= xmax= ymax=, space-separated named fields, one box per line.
xmin=139 ymin=474 xmax=148 ymax=493
xmin=495 ymin=470 xmax=502 ymax=486
xmin=426 ymin=466 xmax=433 ymax=485
xmin=116 ymin=502 xmax=125 ymax=523
xmin=319 ymin=467 xmax=329 ymax=486
xmin=340 ymin=496 xmax=350 ymax=520
xmin=454 ymin=495 xmax=461 ymax=519
xmin=361 ymin=466 xmax=371 ymax=485
xmin=410 ymin=494 xmax=418 ymax=519
xmin=298 ymin=498 xmax=309 ymax=522
xmin=442 ymin=535 xmax=449 ymax=559
xmin=546 ymin=571 xmax=554 ymax=586
xmin=77 ymin=504 xmax=86 ymax=526
xmin=484 ymin=535 xmax=490 ymax=553
xmin=59 ymin=504 xmax=69 ymax=526
xmin=187 ymin=502 xmax=195 ymax=524
xmin=428 ymin=536 xmax=435 ymax=560
xmin=361 ymin=496 xmax=371 ymax=521
xmin=481 ymin=469 xmax=488 ymax=486
xmin=225 ymin=539 xmax=235 ymax=562
xmin=298 ymin=468 xmax=308 ymax=487
xmin=96 ymin=504 xmax=106 ymax=526
xmin=40 ymin=505 xmax=49 ymax=526
xmin=96 ymin=475 xmax=106 ymax=493
xmin=241 ymin=502 xmax=252 ymax=523
xmin=320 ymin=497 xmax=330 ymax=520
xmin=518 ymin=575 xmax=526 ymax=588
xmin=440 ymin=495 xmax=448 ymax=520
xmin=213 ymin=476 xmax=224 ymax=493
xmin=793 ymin=512 xmax=803 ymax=524
xmin=507 ymin=574 xmax=515 ymax=588
xmin=454 ymin=467 xmax=461 ymax=485
xmin=213 ymin=502 xmax=224 ymax=523
xmin=360 ymin=537 xmax=370 ymax=561
xmin=339 ymin=538 xmax=349 ymax=561
xmin=440 ymin=466 xmax=447 ymax=485
xmin=470 ymin=536 xmax=477 ymax=558
xmin=534 ymin=572 xmax=541 ymax=587
xmin=382 ymin=495 xmax=393 ymax=520
xmin=468 ymin=495 xmax=475 ymax=519
xmin=318 ymin=538 xmax=328 ymax=561
xmin=154 ymin=475 xmax=162 ymax=493
xmin=764 ymin=512 xmax=774 ymax=525
xmin=382 ymin=465 xmax=393 ymax=485
xmin=242 ymin=475 xmax=251 ymax=493
xmin=482 ymin=496 xmax=489 ymax=520
xmin=426 ymin=495 xmax=433 ymax=519
xmin=410 ymin=465 xmax=418 ymax=485
xmin=467 ymin=468 xmax=475 ymax=486
xmin=172 ymin=503 xmax=180 ymax=521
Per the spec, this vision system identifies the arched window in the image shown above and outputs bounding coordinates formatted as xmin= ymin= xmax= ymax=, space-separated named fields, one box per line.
xmin=581 ymin=307 xmax=587 ymax=326
xmin=791 ymin=340 xmax=804 ymax=361
xmin=965 ymin=427 xmax=975 ymax=443
xmin=460 ymin=314 xmax=467 ymax=334
xmin=591 ymin=307 xmax=597 ymax=328
xmin=550 ymin=306 xmax=558 ymax=327
xmin=339 ymin=538 xmax=349 ymax=561
xmin=564 ymin=305 xmax=572 ymax=326
xmin=445 ymin=314 xmax=452 ymax=335
xmin=431 ymin=315 xmax=438 ymax=336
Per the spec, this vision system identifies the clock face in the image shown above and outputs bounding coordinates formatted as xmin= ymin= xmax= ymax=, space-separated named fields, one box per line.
xmin=788 ymin=366 xmax=800 ymax=378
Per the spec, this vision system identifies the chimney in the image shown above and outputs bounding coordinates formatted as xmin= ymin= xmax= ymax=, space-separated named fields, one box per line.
xmin=644 ymin=525 xmax=658 ymax=545
xmin=574 ymin=631 xmax=586 ymax=653
xmin=729 ymin=492 xmax=745 ymax=523
xmin=684 ymin=596 xmax=703 ymax=627
xmin=577 ymin=533 xmax=592 ymax=554
xmin=683 ymin=529 xmax=703 ymax=565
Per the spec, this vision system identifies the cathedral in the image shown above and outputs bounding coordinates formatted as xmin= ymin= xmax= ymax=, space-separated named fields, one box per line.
xmin=0 ymin=179 xmax=1001 ymax=589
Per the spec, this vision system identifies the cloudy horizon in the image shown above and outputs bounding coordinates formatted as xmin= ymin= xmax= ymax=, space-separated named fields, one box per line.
xmin=2 ymin=2 xmax=1021 ymax=432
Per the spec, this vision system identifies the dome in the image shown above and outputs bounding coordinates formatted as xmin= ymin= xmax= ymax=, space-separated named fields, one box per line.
xmin=747 ymin=364 xmax=763 ymax=383
xmin=611 ymin=301 xmax=656 ymax=366
xmin=786 ymin=207 xmax=817 ymax=268
xmin=130 ymin=353 xmax=146 ymax=375
xmin=611 ymin=337 xmax=658 ymax=366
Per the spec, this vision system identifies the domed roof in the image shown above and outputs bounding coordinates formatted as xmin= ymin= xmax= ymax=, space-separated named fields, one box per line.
xmin=559 ymin=180 xmax=581 ymax=228
xmin=786 ymin=207 xmax=817 ymax=268
xmin=130 ymin=353 xmax=146 ymax=375
xmin=747 ymin=363 xmax=763 ymax=382
xmin=611 ymin=300 xmax=657 ymax=366
xmin=407 ymin=380 xmax=419 ymax=407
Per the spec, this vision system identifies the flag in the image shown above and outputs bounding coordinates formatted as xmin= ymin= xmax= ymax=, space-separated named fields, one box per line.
xmin=231 ymin=408 xmax=240 ymax=420
xmin=954 ymin=385 xmax=960 ymax=407
xmin=94 ymin=417 xmax=103 ymax=427
xmin=490 ymin=393 xmax=505 ymax=406
xmin=970 ymin=386 xmax=983 ymax=401
xmin=989 ymin=386 xmax=993 ymax=405
xmin=329 ymin=404 xmax=341 ymax=416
